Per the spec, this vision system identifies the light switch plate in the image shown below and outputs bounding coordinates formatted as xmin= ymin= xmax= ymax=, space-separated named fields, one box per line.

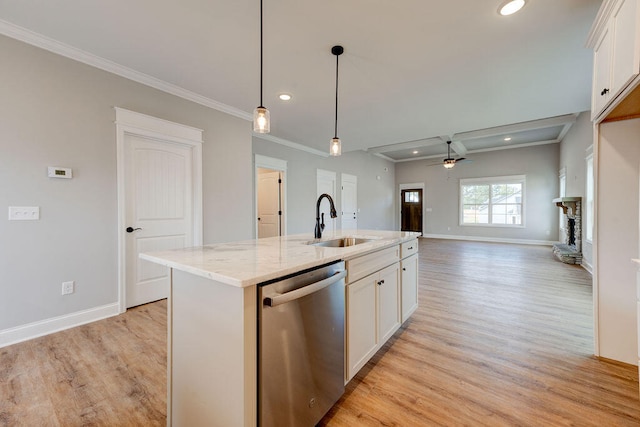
xmin=8 ymin=206 xmax=40 ymax=220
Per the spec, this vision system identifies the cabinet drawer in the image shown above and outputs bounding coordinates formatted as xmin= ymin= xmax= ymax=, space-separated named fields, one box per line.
xmin=346 ymin=245 xmax=399 ymax=284
xmin=401 ymin=239 xmax=418 ymax=259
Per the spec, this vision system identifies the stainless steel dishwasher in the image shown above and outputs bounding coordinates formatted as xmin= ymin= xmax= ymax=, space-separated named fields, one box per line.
xmin=258 ymin=260 xmax=347 ymax=427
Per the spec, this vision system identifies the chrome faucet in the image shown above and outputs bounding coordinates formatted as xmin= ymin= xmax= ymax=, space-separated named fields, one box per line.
xmin=315 ymin=193 xmax=338 ymax=239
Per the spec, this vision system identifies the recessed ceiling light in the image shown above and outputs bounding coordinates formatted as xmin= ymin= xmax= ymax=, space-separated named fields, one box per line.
xmin=278 ymin=93 xmax=292 ymax=101
xmin=499 ymin=0 xmax=525 ymax=16
xmin=504 ymin=137 xmax=512 ymax=141
xmin=412 ymin=150 xmax=419 ymax=154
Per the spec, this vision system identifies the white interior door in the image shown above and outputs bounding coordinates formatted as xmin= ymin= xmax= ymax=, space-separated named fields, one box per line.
xmin=317 ymin=169 xmax=337 ymax=234
xmin=125 ymin=135 xmax=194 ymax=308
xmin=341 ymin=173 xmax=358 ymax=230
xmin=257 ymin=169 xmax=281 ymax=238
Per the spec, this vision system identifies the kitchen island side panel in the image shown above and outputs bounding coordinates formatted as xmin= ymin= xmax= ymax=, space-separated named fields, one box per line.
xmin=170 ymin=269 xmax=257 ymax=427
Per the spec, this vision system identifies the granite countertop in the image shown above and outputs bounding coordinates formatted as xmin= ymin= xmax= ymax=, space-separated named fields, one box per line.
xmin=140 ymin=229 xmax=420 ymax=288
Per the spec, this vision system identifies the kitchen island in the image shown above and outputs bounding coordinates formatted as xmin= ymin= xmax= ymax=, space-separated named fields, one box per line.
xmin=141 ymin=230 xmax=420 ymax=427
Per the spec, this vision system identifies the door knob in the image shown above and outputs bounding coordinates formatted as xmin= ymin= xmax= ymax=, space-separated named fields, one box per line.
xmin=126 ymin=227 xmax=142 ymax=233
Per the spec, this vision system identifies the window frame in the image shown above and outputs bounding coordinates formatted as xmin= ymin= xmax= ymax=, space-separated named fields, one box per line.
xmin=459 ymin=175 xmax=526 ymax=228
xmin=585 ymin=154 xmax=594 ymax=243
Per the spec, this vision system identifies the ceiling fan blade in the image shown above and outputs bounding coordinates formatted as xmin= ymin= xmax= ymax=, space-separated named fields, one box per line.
xmin=454 ymin=157 xmax=466 ymax=163
xmin=457 ymin=158 xmax=473 ymax=163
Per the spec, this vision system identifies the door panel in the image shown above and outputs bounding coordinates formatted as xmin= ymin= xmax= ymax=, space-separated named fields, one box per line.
xmin=377 ymin=264 xmax=400 ymax=344
xmin=341 ymin=173 xmax=358 ymax=230
xmin=258 ymin=170 xmax=281 ymax=238
xmin=125 ymin=135 xmax=194 ymax=308
xmin=401 ymin=189 xmax=423 ymax=233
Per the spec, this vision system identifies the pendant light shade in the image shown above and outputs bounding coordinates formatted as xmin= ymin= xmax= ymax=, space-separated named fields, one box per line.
xmin=253 ymin=106 xmax=270 ymax=133
xmin=253 ymin=0 xmax=270 ymax=133
xmin=330 ymin=45 xmax=344 ymax=156
xmin=330 ymin=137 xmax=341 ymax=156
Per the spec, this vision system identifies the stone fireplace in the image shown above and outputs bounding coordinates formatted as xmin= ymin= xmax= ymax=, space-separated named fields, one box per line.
xmin=552 ymin=197 xmax=582 ymax=264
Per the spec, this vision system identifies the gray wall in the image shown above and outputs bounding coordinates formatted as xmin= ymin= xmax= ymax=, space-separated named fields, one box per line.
xmin=395 ymin=143 xmax=559 ymax=243
xmin=558 ymin=111 xmax=593 ymax=269
xmin=0 ymin=35 xmax=253 ymax=331
xmin=252 ymin=138 xmax=396 ymax=235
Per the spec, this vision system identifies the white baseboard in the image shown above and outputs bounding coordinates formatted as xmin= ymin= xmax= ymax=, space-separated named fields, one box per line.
xmin=581 ymin=260 xmax=594 ymax=275
xmin=422 ymin=234 xmax=555 ymax=246
xmin=0 ymin=303 xmax=120 ymax=348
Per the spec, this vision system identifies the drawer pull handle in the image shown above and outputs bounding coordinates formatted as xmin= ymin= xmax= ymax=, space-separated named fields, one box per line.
xmin=408 ymin=246 xmax=414 ymax=250
xmin=377 ymin=280 xmax=385 ymax=286
xmin=601 ymin=88 xmax=609 ymax=96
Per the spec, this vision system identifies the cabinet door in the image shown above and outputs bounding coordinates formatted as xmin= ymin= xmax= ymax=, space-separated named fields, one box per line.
xmin=593 ymin=22 xmax=613 ymax=117
xmin=377 ymin=263 xmax=400 ymax=344
xmin=401 ymin=254 xmax=419 ymax=323
xmin=346 ymin=276 xmax=377 ymax=381
xmin=611 ymin=0 xmax=640 ymax=95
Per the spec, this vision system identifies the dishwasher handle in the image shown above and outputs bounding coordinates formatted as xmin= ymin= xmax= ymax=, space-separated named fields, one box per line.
xmin=264 ymin=269 xmax=347 ymax=307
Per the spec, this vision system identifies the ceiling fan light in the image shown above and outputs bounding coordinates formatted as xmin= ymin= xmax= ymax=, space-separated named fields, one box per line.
xmin=253 ymin=106 xmax=270 ymax=133
xmin=499 ymin=0 xmax=525 ymax=16
xmin=443 ymin=159 xmax=456 ymax=169
xmin=330 ymin=137 xmax=342 ymax=156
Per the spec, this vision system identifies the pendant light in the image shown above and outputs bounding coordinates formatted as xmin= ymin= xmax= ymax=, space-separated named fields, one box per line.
xmin=253 ymin=0 xmax=270 ymax=133
xmin=330 ymin=45 xmax=344 ymax=156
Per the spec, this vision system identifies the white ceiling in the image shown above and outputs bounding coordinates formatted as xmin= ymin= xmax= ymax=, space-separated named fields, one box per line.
xmin=0 ymin=0 xmax=602 ymax=161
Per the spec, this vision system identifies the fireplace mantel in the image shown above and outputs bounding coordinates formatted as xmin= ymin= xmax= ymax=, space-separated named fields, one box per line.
xmin=553 ymin=197 xmax=582 ymax=217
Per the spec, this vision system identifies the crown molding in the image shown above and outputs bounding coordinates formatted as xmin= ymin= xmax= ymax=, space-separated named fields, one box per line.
xmin=253 ymin=133 xmax=329 ymax=157
xmin=586 ymin=0 xmax=616 ymax=48
xmin=0 ymin=19 xmax=252 ymax=121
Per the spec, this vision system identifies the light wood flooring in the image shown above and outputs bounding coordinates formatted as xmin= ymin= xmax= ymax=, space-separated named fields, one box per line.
xmin=1 ymin=239 xmax=639 ymax=426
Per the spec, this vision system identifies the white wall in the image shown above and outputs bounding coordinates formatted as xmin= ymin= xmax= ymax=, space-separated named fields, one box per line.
xmin=558 ymin=111 xmax=594 ymax=269
xmin=0 ymin=35 xmax=253 ymax=334
xmin=395 ymin=143 xmax=559 ymax=243
xmin=596 ymin=118 xmax=640 ymax=365
xmin=252 ymin=138 xmax=396 ymax=235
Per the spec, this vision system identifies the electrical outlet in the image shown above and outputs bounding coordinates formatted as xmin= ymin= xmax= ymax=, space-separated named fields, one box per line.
xmin=62 ymin=281 xmax=74 ymax=295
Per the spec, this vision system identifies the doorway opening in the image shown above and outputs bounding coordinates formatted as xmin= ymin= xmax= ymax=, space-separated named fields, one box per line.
xmin=255 ymin=155 xmax=287 ymax=238
xmin=399 ymin=183 xmax=424 ymax=235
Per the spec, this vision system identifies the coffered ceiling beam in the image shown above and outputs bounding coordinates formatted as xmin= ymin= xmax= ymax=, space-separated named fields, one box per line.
xmin=451 ymin=114 xmax=578 ymax=142
xmin=367 ymin=137 xmax=443 ymax=154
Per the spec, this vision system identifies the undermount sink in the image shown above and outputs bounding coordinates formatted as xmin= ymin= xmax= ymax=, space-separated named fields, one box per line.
xmin=307 ymin=237 xmax=375 ymax=247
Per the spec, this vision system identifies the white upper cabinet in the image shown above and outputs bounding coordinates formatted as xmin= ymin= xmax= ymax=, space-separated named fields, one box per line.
xmin=589 ymin=0 xmax=640 ymax=120
xmin=593 ymin=23 xmax=613 ymax=116
xmin=611 ymin=0 xmax=640 ymax=96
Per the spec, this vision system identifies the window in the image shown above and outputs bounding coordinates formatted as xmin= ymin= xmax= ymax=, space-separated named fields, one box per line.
xmin=404 ymin=191 xmax=420 ymax=203
xmin=460 ymin=176 xmax=525 ymax=227
xmin=585 ymin=155 xmax=594 ymax=242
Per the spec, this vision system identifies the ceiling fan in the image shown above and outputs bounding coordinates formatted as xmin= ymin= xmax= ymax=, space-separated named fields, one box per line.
xmin=442 ymin=140 xmax=465 ymax=169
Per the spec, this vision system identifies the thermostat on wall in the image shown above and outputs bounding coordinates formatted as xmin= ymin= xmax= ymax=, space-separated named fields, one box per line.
xmin=48 ymin=166 xmax=72 ymax=179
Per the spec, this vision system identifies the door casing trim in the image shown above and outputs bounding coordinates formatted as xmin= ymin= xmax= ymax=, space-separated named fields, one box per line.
xmin=115 ymin=107 xmax=203 ymax=313
xmin=398 ymin=183 xmax=425 ymax=233
xmin=255 ymin=154 xmax=287 ymax=238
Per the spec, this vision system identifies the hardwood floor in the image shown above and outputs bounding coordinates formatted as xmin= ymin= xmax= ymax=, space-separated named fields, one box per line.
xmin=0 ymin=302 xmax=167 ymax=426
xmin=1 ymin=239 xmax=638 ymax=426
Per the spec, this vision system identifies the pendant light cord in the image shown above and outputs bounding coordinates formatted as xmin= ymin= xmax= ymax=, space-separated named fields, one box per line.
xmin=259 ymin=0 xmax=264 ymax=107
xmin=334 ymin=53 xmax=339 ymax=139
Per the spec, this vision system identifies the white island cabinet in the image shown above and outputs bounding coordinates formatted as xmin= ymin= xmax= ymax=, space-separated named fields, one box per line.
xmin=344 ymin=237 xmax=419 ymax=382
xmin=140 ymin=230 xmax=420 ymax=427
